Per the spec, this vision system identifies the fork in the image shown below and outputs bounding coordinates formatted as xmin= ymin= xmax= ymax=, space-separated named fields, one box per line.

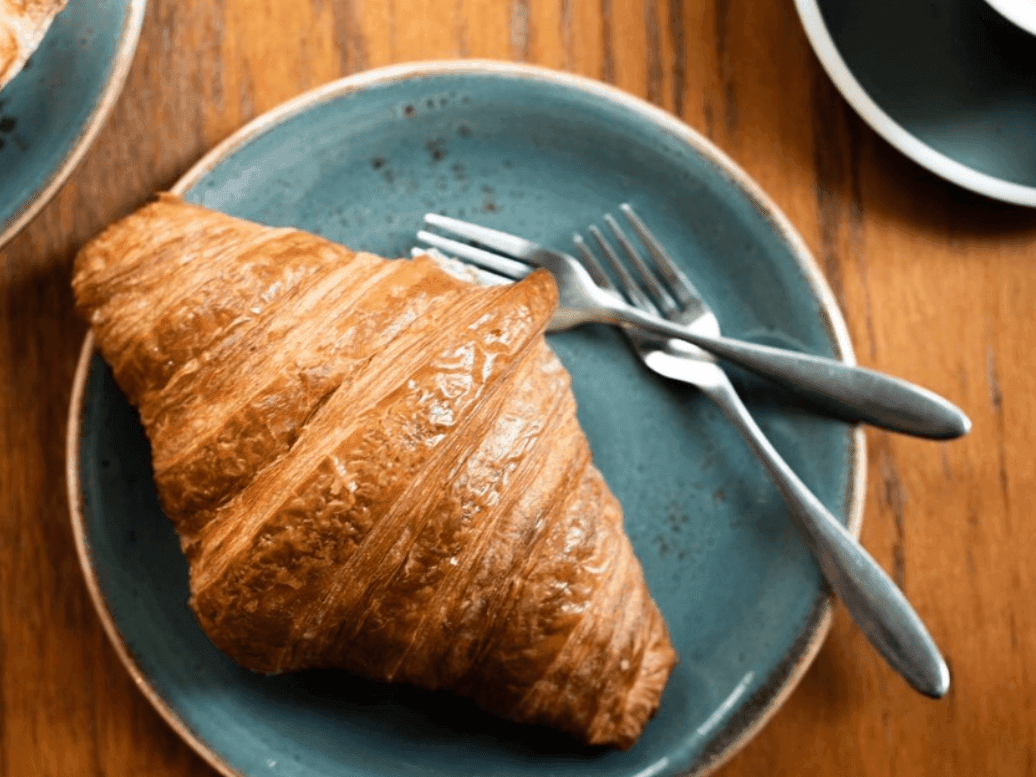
xmin=417 ymin=214 xmax=970 ymax=441
xmin=576 ymin=207 xmax=948 ymax=698
xmin=416 ymin=209 xmax=951 ymax=697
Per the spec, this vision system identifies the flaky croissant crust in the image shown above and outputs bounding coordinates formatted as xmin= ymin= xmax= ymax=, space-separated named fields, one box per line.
xmin=73 ymin=195 xmax=677 ymax=749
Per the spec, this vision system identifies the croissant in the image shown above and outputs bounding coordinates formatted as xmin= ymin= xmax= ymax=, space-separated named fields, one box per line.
xmin=0 ymin=0 xmax=69 ymax=90
xmin=72 ymin=195 xmax=678 ymax=749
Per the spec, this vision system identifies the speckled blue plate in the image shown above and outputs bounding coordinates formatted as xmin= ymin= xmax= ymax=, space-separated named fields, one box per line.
xmin=796 ymin=0 xmax=1036 ymax=206
xmin=0 ymin=0 xmax=146 ymax=248
xmin=68 ymin=62 xmax=865 ymax=777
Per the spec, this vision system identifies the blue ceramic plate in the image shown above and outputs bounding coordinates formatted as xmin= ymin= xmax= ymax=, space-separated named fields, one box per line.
xmin=68 ymin=62 xmax=865 ymax=777
xmin=0 ymin=0 xmax=147 ymax=248
xmin=796 ymin=0 xmax=1036 ymax=206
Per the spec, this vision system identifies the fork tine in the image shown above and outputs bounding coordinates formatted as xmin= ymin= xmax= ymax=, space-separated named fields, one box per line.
xmin=411 ymin=247 xmax=513 ymax=287
xmin=424 ymin=213 xmax=543 ymax=263
xmin=619 ymin=204 xmax=701 ymax=310
xmin=416 ymin=230 xmax=531 ymax=280
xmin=572 ymin=234 xmax=616 ymax=292
xmin=604 ymin=214 xmax=679 ymax=317
xmin=587 ymin=226 xmax=656 ymax=313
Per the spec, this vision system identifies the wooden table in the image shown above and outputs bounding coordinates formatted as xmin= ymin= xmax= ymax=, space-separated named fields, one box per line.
xmin=1 ymin=0 xmax=1032 ymax=774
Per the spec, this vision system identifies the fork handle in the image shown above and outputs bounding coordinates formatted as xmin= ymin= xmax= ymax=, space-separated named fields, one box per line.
xmin=703 ymin=377 xmax=950 ymax=698
xmin=614 ymin=307 xmax=971 ymax=439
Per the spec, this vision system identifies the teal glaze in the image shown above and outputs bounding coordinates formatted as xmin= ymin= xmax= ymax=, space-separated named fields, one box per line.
xmin=820 ymin=0 xmax=1036 ymax=189
xmin=74 ymin=68 xmax=858 ymax=777
xmin=0 ymin=0 xmax=144 ymax=246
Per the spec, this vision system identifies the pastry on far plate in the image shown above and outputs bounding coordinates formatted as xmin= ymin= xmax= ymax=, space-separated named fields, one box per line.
xmin=72 ymin=196 xmax=678 ymax=750
xmin=0 ymin=0 xmax=70 ymax=91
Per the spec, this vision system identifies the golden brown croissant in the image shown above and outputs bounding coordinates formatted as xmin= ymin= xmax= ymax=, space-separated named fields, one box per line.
xmin=0 ymin=0 xmax=69 ymax=90
xmin=72 ymin=195 xmax=677 ymax=749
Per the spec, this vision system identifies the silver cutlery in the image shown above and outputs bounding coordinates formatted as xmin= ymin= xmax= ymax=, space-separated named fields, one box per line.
xmin=416 ymin=208 xmax=953 ymax=697
xmin=417 ymin=213 xmax=970 ymax=440
xmin=576 ymin=206 xmax=948 ymax=697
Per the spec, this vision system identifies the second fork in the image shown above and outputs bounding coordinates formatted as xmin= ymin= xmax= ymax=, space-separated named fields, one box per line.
xmin=577 ymin=207 xmax=949 ymax=699
xmin=418 ymin=213 xmax=971 ymax=441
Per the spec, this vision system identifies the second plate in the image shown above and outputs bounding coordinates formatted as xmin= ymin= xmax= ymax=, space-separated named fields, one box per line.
xmin=796 ymin=0 xmax=1036 ymax=206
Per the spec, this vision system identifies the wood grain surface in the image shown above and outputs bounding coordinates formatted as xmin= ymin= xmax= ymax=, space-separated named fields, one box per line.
xmin=1 ymin=0 xmax=1033 ymax=774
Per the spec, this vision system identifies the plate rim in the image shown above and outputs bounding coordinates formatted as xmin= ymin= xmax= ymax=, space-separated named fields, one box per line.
xmin=0 ymin=0 xmax=149 ymax=249
xmin=66 ymin=59 xmax=867 ymax=777
xmin=794 ymin=0 xmax=1036 ymax=208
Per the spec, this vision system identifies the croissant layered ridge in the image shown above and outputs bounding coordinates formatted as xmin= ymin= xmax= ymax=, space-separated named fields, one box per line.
xmin=73 ymin=196 xmax=678 ymax=749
